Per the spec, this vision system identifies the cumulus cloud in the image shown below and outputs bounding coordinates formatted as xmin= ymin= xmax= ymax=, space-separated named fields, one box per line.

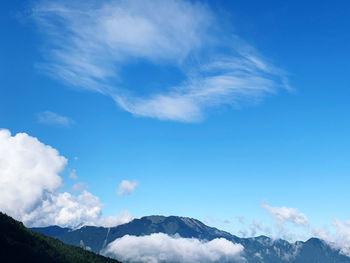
xmin=262 ymin=202 xmax=309 ymax=226
xmin=0 ymin=129 xmax=66 ymax=220
xmin=31 ymin=0 xmax=290 ymax=122
xmin=37 ymin=111 xmax=74 ymax=127
xmin=23 ymin=191 xmax=131 ymax=228
xmin=22 ymin=190 xmax=103 ymax=227
xmin=0 ymin=129 xmax=131 ymax=227
xmin=117 ymin=180 xmax=138 ymax=196
xmin=102 ymin=233 xmax=244 ymax=263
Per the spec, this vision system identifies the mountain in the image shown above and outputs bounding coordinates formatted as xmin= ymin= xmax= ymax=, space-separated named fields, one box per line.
xmin=33 ymin=215 xmax=239 ymax=253
xmin=31 ymin=215 xmax=350 ymax=263
xmin=0 ymin=212 xmax=121 ymax=263
xmin=30 ymin=225 xmax=72 ymax=238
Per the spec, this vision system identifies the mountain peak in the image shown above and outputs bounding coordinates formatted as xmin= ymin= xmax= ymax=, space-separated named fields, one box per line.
xmin=141 ymin=215 xmax=167 ymax=224
xmin=305 ymin=237 xmax=326 ymax=247
xmin=139 ymin=215 xmax=211 ymax=234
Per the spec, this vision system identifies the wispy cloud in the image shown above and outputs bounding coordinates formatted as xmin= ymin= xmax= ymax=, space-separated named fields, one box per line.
xmin=31 ymin=0 xmax=290 ymax=122
xmin=37 ymin=111 xmax=74 ymax=127
xmin=117 ymin=180 xmax=138 ymax=196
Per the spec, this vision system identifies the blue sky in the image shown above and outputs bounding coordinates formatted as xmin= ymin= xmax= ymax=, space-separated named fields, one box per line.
xmin=1 ymin=0 xmax=350 ymax=241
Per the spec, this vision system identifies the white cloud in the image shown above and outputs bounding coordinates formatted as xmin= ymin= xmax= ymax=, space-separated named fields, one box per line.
xmin=117 ymin=180 xmax=138 ymax=196
xmin=97 ymin=210 xmax=134 ymax=228
xmin=262 ymin=202 xmax=309 ymax=226
xmin=0 ymin=129 xmax=66 ymax=220
xmin=332 ymin=219 xmax=350 ymax=242
xmin=114 ymin=54 xmax=289 ymax=122
xmin=327 ymin=220 xmax=350 ymax=256
xmin=102 ymin=233 xmax=244 ymax=263
xmin=0 ymin=129 xmax=132 ymax=228
xmin=22 ymin=190 xmax=103 ymax=227
xmin=31 ymin=0 xmax=290 ymax=122
xmin=306 ymin=220 xmax=350 ymax=257
xmin=303 ymin=219 xmax=350 ymax=257
xmin=311 ymin=226 xmax=330 ymax=241
xmin=257 ymin=203 xmax=350 ymax=253
xmin=32 ymin=0 xmax=209 ymax=92
xmin=37 ymin=111 xmax=74 ymax=127
xmin=25 ymin=191 xmax=132 ymax=228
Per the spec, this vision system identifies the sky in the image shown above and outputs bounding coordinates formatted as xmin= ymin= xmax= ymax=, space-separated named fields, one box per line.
xmin=1 ymin=0 xmax=350 ymax=244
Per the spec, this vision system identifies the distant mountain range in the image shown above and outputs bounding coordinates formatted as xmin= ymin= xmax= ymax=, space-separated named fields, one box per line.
xmin=0 ymin=212 xmax=120 ymax=263
xmin=31 ymin=215 xmax=350 ymax=263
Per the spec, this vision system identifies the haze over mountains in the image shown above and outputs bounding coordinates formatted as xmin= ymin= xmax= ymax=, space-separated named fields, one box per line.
xmin=31 ymin=215 xmax=350 ymax=263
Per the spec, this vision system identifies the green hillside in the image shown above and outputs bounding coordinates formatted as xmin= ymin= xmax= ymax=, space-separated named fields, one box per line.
xmin=0 ymin=212 xmax=121 ymax=263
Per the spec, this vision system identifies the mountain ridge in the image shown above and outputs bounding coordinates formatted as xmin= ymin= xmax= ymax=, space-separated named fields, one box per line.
xmin=30 ymin=214 xmax=350 ymax=263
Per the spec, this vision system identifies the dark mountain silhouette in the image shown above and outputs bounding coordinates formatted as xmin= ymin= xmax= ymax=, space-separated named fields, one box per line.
xmin=31 ymin=215 xmax=350 ymax=263
xmin=0 ymin=212 xmax=120 ymax=263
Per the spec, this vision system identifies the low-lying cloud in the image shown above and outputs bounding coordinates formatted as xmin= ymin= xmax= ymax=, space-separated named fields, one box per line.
xmin=102 ymin=233 xmax=244 ymax=263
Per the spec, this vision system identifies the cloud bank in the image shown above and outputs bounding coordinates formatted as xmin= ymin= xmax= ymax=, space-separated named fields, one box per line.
xmin=31 ymin=0 xmax=289 ymax=122
xmin=117 ymin=180 xmax=138 ymax=196
xmin=102 ymin=233 xmax=244 ymax=263
xmin=0 ymin=129 xmax=131 ymax=227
